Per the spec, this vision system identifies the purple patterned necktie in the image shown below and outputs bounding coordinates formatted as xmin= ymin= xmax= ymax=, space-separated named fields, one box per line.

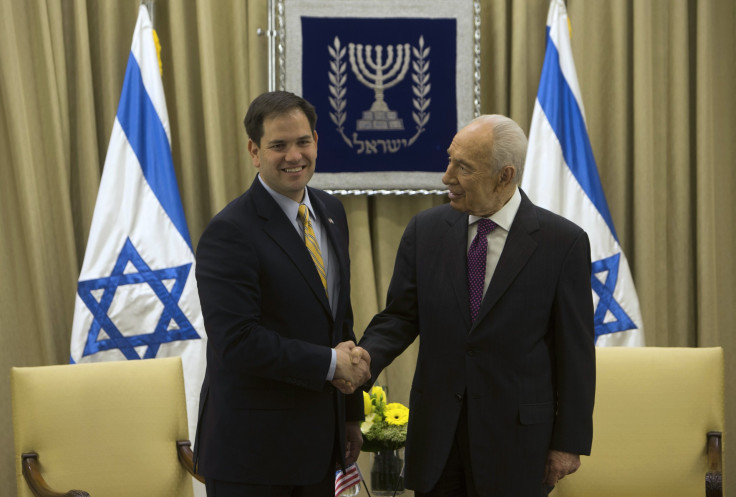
xmin=468 ymin=218 xmax=497 ymax=322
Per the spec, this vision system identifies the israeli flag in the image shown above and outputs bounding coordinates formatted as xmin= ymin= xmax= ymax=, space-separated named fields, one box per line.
xmin=522 ymin=0 xmax=645 ymax=346
xmin=70 ymin=3 xmax=207 ymax=469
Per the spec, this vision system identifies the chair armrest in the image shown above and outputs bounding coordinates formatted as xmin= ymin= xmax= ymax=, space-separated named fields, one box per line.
xmin=177 ymin=440 xmax=206 ymax=484
xmin=706 ymin=431 xmax=722 ymax=497
xmin=21 ymin=453 xmax=90 ymax=497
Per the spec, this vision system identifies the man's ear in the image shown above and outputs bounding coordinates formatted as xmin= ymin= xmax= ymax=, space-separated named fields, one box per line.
xmin=499 ymin=165 xmax=516 ymax=186
xmin=247 ymin=139 xmax=261 ymax=168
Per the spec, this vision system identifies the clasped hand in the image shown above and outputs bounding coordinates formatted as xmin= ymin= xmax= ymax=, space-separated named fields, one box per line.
xmin=332 ymin=341 xmax=371 ymax=394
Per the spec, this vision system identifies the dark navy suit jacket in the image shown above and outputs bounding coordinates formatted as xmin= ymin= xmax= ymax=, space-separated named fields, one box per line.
xmin=194 ymin=177 xmax=362 ymax=485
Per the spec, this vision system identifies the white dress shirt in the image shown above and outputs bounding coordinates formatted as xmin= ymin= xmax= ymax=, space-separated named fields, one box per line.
xmin=466 ymin=187 xmax=522 ymax=298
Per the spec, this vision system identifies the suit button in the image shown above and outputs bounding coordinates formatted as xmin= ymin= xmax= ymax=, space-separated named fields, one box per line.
xmin=455 ymin=393 xmax=463 ymax=402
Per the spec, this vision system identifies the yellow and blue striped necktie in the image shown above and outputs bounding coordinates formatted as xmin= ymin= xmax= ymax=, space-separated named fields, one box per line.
xmin=297 ymin=204 xmax=328 ymax=297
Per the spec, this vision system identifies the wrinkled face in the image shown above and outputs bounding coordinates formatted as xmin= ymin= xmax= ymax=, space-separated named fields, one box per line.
xmin=442 ymin=122 xmax=509 ymax=217
xmin=248 ymin=109 xmax=318 ymax=203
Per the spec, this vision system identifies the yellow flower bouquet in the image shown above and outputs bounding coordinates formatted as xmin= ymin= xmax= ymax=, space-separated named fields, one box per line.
xmin=361 ymin=385 xmax=409 ymax=452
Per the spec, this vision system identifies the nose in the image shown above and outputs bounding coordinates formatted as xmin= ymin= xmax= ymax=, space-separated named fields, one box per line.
xmin=442 ymin=164 xmax=456 ymax=186
xmin=285 ymin=145 xmax=301 ymax=163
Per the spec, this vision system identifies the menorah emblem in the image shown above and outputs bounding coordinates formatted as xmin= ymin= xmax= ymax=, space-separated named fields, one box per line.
xmin=348 ymin=42 xmax=411 ymax=131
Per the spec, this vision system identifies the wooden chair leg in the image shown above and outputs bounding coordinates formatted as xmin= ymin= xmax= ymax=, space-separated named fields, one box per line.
xmin=706 ymin=431 xmax=722 ymax=497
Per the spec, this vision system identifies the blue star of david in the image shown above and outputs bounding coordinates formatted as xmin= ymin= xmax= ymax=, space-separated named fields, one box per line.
xmin=77 ymin=238 xmax=200 ymax=360
xmin=591 ymin=253 xmax=637 ymax=343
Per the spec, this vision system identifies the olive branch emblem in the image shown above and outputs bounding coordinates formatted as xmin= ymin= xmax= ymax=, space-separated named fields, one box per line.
xmin=328 ymin=37 xmax=352 ymax=147
xmin=408 ymin=36 xmax=430 ymax=146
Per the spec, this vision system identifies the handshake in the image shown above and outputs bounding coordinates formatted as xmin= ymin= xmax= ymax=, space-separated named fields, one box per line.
xmin=332 ymin=341 xmax=371 ymax=394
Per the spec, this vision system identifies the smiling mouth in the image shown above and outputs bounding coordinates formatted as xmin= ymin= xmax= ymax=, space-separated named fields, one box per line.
xmin=283 ymin=166 xmax=306 ymax=173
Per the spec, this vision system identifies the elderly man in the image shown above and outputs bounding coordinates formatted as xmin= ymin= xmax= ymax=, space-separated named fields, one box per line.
xmin=359 ymin=114 xmax=595 ymax=496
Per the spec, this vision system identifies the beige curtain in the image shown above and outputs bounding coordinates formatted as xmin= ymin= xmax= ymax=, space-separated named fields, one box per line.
xmin=1 ymin=1 xmax=734 ymax=495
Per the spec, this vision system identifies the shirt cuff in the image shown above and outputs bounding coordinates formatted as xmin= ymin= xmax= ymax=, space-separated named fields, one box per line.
xmin=326 ymin=348 xmax=337 ymax=381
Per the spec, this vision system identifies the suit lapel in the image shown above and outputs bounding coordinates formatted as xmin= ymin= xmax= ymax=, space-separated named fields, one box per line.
xmin=309 ymin=189 xmax=347 ymax=320
xmin=473 ymin=190 xmax=539 ymax=327
xmin=442 ymin=208 xmax=472 ymax=330
xmin=251 ymin=180 xmax=332 ymax=316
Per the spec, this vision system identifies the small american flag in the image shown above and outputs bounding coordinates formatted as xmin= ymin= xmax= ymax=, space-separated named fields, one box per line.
xmin=335 ymin=463 xmax=362 ymax=497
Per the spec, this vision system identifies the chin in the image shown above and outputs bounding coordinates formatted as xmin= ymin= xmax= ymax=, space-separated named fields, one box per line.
xmin=449 ymin=201 xmax=466 ymax=212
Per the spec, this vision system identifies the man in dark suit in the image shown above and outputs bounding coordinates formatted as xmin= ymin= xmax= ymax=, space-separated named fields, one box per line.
xmin=359 ymin=115 xmax=596 ymax=496
xmin=194 ymin=91 xmax=371 ymax=497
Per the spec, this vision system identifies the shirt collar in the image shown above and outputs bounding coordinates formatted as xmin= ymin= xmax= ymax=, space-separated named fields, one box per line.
xmin=258 ymin=174 xmax=314 ymax=221
xmin=468 ymin=187 xmax=521 ymax=231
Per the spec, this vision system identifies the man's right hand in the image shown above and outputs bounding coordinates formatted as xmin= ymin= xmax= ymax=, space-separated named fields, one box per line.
xmin=332 ymin=341 xmax=371 ymax=394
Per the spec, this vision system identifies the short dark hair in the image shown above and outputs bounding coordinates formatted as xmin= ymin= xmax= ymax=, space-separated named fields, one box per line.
xmin=243 ymin=91 xmax=318 ymax=146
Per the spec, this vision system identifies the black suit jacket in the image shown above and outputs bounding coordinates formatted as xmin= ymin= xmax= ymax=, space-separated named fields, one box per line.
xmin=359 ymin=190 xmax=595 ymax=496
xmin=194 ymin=177 xmax=363 ymax=485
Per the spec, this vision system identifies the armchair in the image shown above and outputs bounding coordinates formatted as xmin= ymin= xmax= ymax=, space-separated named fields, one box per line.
xmin=11 ymin=357 xmax=204 ymax=497
xmin=552 ymin=346 xmax=724 ymax=497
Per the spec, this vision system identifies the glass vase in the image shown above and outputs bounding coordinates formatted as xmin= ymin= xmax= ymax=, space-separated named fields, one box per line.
xmin=337 ymin=481 xmax=360 ymax=497
xmin=370 ymin=448 xmax=405 ymax=496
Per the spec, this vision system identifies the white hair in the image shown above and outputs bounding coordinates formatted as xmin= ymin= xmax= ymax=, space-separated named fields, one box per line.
xmin=471 ymin=115 xmax=528 ymax=184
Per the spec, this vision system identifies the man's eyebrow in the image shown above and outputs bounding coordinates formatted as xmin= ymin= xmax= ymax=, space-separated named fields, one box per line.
xmin=267 ymin=135 xmax=312 ymax=145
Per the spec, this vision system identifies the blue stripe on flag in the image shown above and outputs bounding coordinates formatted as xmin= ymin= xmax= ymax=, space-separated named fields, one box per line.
xmin=537 ymin=29 xmax=618 ymax=242
xmin=117 ymin=52 xmax=193 ymax=250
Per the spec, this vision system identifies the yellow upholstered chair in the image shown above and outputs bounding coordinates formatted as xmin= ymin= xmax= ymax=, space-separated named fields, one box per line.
xmin=11 ymin=357 xmax=203 ymax=497
xmin=552 ymin=346 xmax=724 ymax=497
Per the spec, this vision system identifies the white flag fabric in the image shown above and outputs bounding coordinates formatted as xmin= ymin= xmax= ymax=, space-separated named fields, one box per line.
xmin=70 ymin=4 xmax=207 ymax=466
xmin=522 ymin=0 xmax=645 ymax=346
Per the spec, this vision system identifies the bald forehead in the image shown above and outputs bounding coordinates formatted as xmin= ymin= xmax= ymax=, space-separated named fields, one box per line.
xmin=448 ymin=119 xmax=494 ymax=152
xmin=446 ymin=125 xmax=492 ymax=171
xmin=466 ymin=118 xmax=496 ymax=138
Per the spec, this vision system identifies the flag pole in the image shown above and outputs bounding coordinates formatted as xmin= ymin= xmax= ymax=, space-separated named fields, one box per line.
xmin=141 ymin=0 xmax=155 ymax=28
xmin=267 ymin=0 xmax=277 ymax=91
